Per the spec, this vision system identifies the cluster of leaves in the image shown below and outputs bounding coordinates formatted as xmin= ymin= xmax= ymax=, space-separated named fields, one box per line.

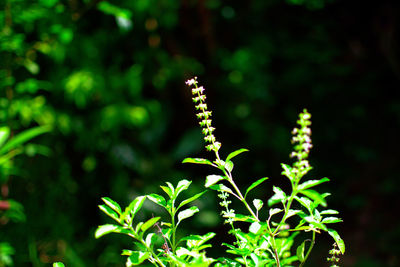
xmin=0 ymin=126 xmax=49 ymax=266
xmin=96 ymin=79 xmax=344 ymax=266
xmin=96 ymin=180 xmax=214 ymax=266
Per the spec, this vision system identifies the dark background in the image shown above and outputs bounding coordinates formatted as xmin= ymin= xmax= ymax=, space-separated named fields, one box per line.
xmin=1 ymin=0 xmax=399 ymax=266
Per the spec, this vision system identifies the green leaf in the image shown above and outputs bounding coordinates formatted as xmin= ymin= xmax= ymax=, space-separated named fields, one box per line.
xmin=224 ymin=160 xmax=234 ymax=172
xmin=147 ymin=194 xmax=166 ymax=208
xmin=303 ymin=216 xmax=328 ymax=231
xmin=249 ymin=222 xmax=261 ymax=234
xmin=297 ymin=178 xmax=330 ymax=191
xmin=226 ymin=148 xmax=249 ymax=161
xmin=328 ymin=229 xmax=345 ymax=254
xmin=99 ymin=204 xmax=120 ymax=222
xmin=145 ymin=233 xmax=157 ymax=248
xmin=273 ymin=186 xmax=286 ymax=200
xmin=101 ymin=197 xmax=122 ymax=215
xmin=233 ymin=214 xmax=257 ymax=223
xmin=300 ymin=189 xmax=327 ymax=207
xmin=124 ymin=196 xmax=146 ymax=220
xmin=294 ymin=196 xmax=314 ymax=212
xmin=320 ymin=209 xmax=339 ymax=215
xmin=160 ymin=186 xmax=173 ymax=198
xmin=140 ymin=217 xmax=160 ymax=233
xmin=209 ymin=184 xmax=233 ymax=194
xmin=177 ymin=190 xmax=207 ymax=210
xmin=166 ymin=182 xmax=175 ymax=196
xmin=268 ymin=186 xmax=287 ymax=206
xmin=296 ymin=241 xmax=306 ymax=262
xmin=175 ymin=179 xmax=191 ymax=197
xmin=253 ymin=199 xmax=263 ymax=211
xmin=53 ymin=263 xmax=65 ymax=267
xmin=121 ymin=249 xmax=133 ymax=256
xmin=0 ymin=125 xmax=51 ymax=154
xmin=286 ymin=209 xmax=302 ymax=219
xmin=322 ymin=217 xmax=343 ymax=224
xmin=97 ymin=1 xmax=132 ymax=19
xmin=126 ymin=251 xmax=150 ymax=266
xmin=244 ymin=177 xmax=269 ymax=199
xmin=177 ymin=206 xmax=199 ymax=224
xmin=95 ymin=224 xmax=119 ymax=238
xmin=182 ymin=157 xmax=214 ymax=166
xmin=281 ymin=163 xmax=295 ymax=181
xmin=135 ymin=222 xmax=143 ymax=233
xmin=0 ymin=127 xmax=10 ymax=149
xmin=269 ymin=208 xmax=283 ymax=217
xmin=205 ymin=175 xmax=225 ymax=188
xmin=180 ymin=232 xmax=216 ymax=249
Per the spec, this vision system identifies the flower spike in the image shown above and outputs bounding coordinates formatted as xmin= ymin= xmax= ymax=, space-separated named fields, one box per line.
xmin=290 ymin=109 xmax=313 ymax=178
xmin=186 ymin=77 xmax=221 ymax=152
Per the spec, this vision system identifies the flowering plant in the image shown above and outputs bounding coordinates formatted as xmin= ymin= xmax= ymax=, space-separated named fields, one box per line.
xmin=95 ymin=77 xmax=345 ymax=266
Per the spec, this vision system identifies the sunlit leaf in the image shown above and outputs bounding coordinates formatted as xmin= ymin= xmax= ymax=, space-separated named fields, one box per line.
xmin=160 ymin=186 xmax=173 ymax=198
xmin=268 ymin=186 xmax=287 ymax=206
xmin=226 ymin=148 xmax=249 ymax=161
xmin=249 ymin=222 xmax=261 ymax=234
xmin=244 ymin=177 xmax=269 ymax=199
xmin=303 ymin=216 xmax=328 ymax=231
xmin=320 ymin=209 xmax=339 ymax=215
xmin=0 ymin=127 xmax=10 ymax=149
xmin=300 ymin=189 xmax=327 ymax=207
xmin=140 ymin=217 xmax=160 ymax=233
xmin=182 ymin=157 xmax=214 ymax=166
xmin=0 ymin=125 xmax=51 ymax=154
xmin=294 ymin=196 xmax=313 ymax=212
xmin=101 ymin=197 xmax=122 ymax=215
xmin=124 ymin=196 xmax=146 ymax=220
xmin=253 ymin=199 xmax=263 ymax=211
xmin=99 ymin=204 xmax=119 ymax=222
xmin=224 ymin=160 xmax=234 ymax=172
xmin=233 ymin=214 xmax=256 ymax=223
xmin=177 ymin=206 xmax=199 ymax=224
xmin=175 ymin=179 xmax=191 ymax=197
xmin=205 ymin=175 xmax=225 ymax=188
xmin=296 ymin=241 xmax=306 ymax=262
xmin=121 ymin=249 xmax=133 ymax=256
xmin=281 ymin=163 xmax=295 ymax=181
xmin=322 ymin=217 xmax=343 ymax=224
xmin=177 ymin=190 xmax=207 ymax=210
xmin=286 ymin=209 xmax=302 ymax=219
xmin=209 ymin=184 xmax=233 ymax=194
xmin=95 ymin=224 xmax=119 ymax=238
xmin=53 ymin=263 xmax=65 ymax=267
xmin=147 ymin=194 xmax=166 ymax=208
xmin=269 ymin=208 xmax=282 ymax=217
xmin=126 ymin=251 xmax=150 ymax=266
xmin=297 ymin=178 xmax=330 ymax=191
xmin=328 ymin=229 xmax=345 ymax=254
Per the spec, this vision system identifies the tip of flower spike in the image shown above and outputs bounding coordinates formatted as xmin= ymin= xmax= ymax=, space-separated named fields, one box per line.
xmin=185 ymin=77 xmax=198 ymax=86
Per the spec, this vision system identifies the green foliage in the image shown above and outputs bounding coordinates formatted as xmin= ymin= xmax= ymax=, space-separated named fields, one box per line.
xmin=97 ymin=78 xmax=345 ymax=266
xmin=0 ymin=126 xmax=48 ymax=266
xmin=96 ymin=180 xmax=214 ymax=266
xmin=3 ymin=0 xmax=396 ymax=265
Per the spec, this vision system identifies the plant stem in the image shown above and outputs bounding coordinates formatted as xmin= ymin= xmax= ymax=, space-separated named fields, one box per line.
xmin=129 ymin=227 xmax=166 ymax=267
xmin=223 ymin=169 xmax=259 ymax=221
xmin=171 ymin=199 xmax=176 ymax=253
xmin=299 ymin=231 xmax=316 ymax=267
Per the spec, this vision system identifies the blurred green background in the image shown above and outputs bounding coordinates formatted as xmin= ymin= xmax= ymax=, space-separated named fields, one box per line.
xmin=1 ymin=0 xmax=399 ymax=266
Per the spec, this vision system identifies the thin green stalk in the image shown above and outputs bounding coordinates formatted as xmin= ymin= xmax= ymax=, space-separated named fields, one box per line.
xmin=299 ymin=232 xmax=316 ymax=267
xmin=139 ymin=238 xmax=166 ymax=267
xmin=128 ymin=227 xmax=166 ymax=267
xmin=171 ymin=199 xmax=176 ymax=253
xmin=223 ymin=168 xmax=259 ymax=221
